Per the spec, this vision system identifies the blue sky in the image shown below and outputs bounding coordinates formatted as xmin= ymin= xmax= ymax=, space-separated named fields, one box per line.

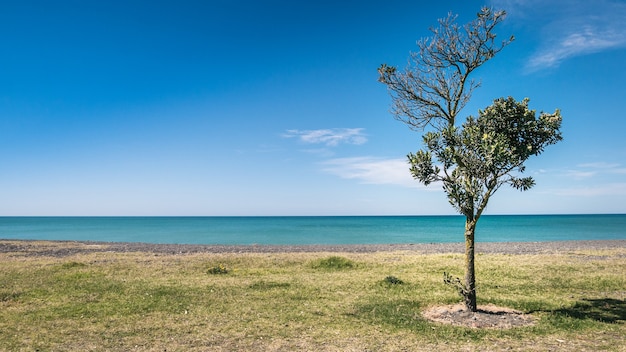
xmin=1 ymin=0 xmax=625 ymax=216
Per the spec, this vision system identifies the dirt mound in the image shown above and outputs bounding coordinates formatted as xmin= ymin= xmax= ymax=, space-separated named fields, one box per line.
xmin=423 ymin=303 xmax=535 ymax=329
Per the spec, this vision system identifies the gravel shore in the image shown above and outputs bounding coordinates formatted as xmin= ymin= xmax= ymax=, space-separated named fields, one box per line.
xmin=2 ymin=239 xmax=626 ymax=257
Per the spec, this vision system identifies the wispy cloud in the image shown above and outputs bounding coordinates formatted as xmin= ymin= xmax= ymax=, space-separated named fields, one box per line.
xmin=565 ymin=162 xmax=626 ymax=179
xmin=549 ymin=183 xmax=626 ymax=197
xmin=283 ymin=128 xmax=367 ymax=147
xmin=577 ymin=162 xmax=621 ymax=169
xmin=565 ymin=170 xmax=597 ymax=180
xmin=528 ymin=25 xmax=626 ymax=71
xmin=321 ymin=157 xmax=428 ymax=188
xmin=492 ymin=0 xmax=626 ymax=71
xmin=533 ymin=161 xmax=626 ymax=200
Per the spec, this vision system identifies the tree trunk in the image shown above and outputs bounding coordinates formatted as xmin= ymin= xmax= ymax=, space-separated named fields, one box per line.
xmin=464 ymin=217 xmax=477 ymax=312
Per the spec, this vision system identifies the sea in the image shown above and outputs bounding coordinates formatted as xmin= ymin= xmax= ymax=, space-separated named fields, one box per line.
xmin=0 ymin=214 xmax=626 ymax=245
xmin=1 ymin=215 xmax=625 ymax=245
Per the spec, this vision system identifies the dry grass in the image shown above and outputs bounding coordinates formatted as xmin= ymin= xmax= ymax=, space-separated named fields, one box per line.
xmin=1 ymin=242 xmax=625 ymax=351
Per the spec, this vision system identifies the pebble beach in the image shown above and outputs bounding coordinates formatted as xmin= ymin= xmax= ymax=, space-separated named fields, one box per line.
xmin=2 ymin=239 xmax=626 ymax=257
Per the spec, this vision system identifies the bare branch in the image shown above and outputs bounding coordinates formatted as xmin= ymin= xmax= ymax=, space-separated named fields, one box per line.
xmin=378 ymin=7 xmax=513 ymax=131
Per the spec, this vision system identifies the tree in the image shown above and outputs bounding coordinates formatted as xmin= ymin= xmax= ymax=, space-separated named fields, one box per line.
xmin=378 ymin=8 xmax=563 ymax=312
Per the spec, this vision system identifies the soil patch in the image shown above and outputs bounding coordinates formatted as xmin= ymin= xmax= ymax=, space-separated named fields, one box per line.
xmin=423 ymin=303 xmax=535 ymax=329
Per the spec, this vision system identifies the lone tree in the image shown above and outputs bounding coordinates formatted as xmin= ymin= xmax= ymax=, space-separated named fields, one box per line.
xmin=378 ymin=8 xmax=562 ymax=311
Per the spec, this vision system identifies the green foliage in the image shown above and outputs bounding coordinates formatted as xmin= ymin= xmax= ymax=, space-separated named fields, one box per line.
xmin=207 ymin=263 xmax=229 ymax=275
xmin=310 ymin=256 xmax=355 ymax=270
xmin=379 ymin=9 xmax=562 ymax=220
xmin=409 ymin=97 xmax=562 ymax=218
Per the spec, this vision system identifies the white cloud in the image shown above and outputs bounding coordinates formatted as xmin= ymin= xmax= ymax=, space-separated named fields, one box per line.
xmin=283 ymin=128 xmax=367 ymax=147
xmin=321 ymin=157 xmax=428 ymax=188
xmin=492 ymin=0 xmax=626 ymax=71
xmin=528 ymin=26 xmax=626 ymax=71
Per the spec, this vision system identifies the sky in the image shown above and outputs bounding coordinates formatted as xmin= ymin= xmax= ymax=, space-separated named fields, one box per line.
xmin=1 ymin=0 xmax=625 ymax=216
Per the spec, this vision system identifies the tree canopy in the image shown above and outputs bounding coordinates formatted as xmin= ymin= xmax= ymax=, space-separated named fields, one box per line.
xmin=409 ymin=97 xmax=562 ymax=219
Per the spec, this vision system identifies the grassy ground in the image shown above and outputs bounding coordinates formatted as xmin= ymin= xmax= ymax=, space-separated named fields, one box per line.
xmin=1 ymin=243 xmax=625 ymax=351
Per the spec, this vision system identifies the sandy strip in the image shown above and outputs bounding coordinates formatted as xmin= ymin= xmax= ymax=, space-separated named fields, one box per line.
xmin=1 ymin=239 xmax=625 ymax=257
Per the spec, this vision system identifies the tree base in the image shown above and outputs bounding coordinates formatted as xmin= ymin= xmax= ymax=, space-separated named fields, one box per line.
xmin=423 ymin=303 xmax=535 ymax=329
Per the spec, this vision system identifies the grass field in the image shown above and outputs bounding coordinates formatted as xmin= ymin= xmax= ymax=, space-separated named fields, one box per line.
xmin=1 ymin=242 xmax=625 ymax=351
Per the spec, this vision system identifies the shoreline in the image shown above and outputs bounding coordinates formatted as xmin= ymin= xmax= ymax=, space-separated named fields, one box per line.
xmin=2 ymin=238 xmax=626 ymax=257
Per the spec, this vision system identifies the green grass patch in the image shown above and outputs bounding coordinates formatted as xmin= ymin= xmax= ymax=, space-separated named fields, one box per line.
xmin=0 ymin=244 xmax=625 ymax=351
xmin=310 ymin=255 xmax=356 ymax=270
xmin=60 ymin=261 xmax=88 ymax=269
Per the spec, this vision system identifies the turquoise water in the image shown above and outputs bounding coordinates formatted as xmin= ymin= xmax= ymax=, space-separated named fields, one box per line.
xmin=0 ymin=215 xmax=625 ymax=245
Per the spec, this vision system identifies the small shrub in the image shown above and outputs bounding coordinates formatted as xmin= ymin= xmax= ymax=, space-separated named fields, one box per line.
xmin=207 ymin=264 xmax=229 ymax=275
xmin=311 ymin=256 xmax=355 ymax=270
xmin=384 ymin=276 xmax=404 ymax=285
xmin=443 ymin=271 xmax=472 ymax=302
